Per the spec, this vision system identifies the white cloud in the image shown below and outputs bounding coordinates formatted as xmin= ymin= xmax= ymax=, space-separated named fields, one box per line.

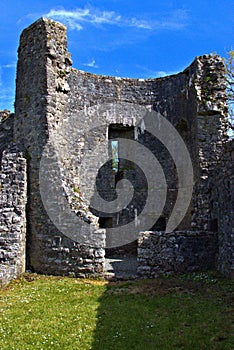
xmin=2 ymin=63 xmax=16 ymax=68
xmin=155 ymin=9 xmax=189 ymax=30
xmin=155 ymin=70 xmax=179 ymax=77
xmin=82 ymin=59 xmax=98 ymax=68
xmin=135 ymin=64 xmax=182 ymax=78
xmin=44 ymin=7 xmax=188 ymax=31
xmin=45 ymin=8 xmax=128 ymax=30
xmin=155 ymin=71 xmax=168 ymax=77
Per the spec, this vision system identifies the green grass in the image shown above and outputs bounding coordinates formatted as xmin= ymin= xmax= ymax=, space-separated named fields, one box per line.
xmin=0 ymin=272 xmax=233 ymax=349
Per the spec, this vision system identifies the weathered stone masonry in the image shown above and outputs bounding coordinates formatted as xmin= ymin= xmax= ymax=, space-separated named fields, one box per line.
xmin=0 ymin=144 xmax=27 ymax=286
xmin=211 ymin=140 xmax=234 ymax=278
xmin=0 ymin=18 xmax=233 ymax=285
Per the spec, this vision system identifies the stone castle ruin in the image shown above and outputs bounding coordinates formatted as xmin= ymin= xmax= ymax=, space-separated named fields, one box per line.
xmin=0 ymin=18 xmax=233 ymax=285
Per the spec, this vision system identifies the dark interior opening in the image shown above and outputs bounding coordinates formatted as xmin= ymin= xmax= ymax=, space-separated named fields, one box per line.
xmin=99 ymin=217 xmax=113 ymax=228
xmin=150 ymin=216 xmax=167 ymax=231
xmin=210 ymin=218 xmax=218 ymax=232
xmin=108 ymin=124 xmax=135 ymax=140
xmin=105 ymin=240 xmax=137 ymax=258
xmin=108 ymin=124 xmax=135 ymax=174
xmin=102 ymin=124 xmax=137 ymax=259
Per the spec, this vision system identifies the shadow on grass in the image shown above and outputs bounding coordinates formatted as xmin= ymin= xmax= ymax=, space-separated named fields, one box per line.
xmin=91 ymin=277 xmax=234 ymax=350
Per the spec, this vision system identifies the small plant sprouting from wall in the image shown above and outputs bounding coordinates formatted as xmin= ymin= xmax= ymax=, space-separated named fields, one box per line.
xmin=57 ymin=70 xmax=67 ymax=79
xmin=24 ymin=150 xmax=31 ymax=161
xmin=73 ymin=186 xmax=82 ymax=195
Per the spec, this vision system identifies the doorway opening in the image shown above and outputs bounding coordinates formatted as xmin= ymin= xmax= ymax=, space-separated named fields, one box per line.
xmin=104 ymin=124 xmax=137 ymax=278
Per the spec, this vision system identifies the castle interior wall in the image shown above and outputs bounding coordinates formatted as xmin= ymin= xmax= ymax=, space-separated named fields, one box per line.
xmin=0 ymin=18 xmax=233 ymax=284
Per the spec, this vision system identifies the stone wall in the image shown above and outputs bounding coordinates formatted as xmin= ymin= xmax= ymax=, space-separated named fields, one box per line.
xmin=65 ymin=69 xmax=197 ymax=237
xmin=0 ymin=17 xmax=232 ymax=282
xmin=190 ymin=55 xmax=228 ymax=231
xmin=211 ymin=140 xmax=234 ymax=278
xmin=137 ymin=230 xmax=218 ymax=278
xmin=0 ymin=111 xmax=14 ymax=158
xmin=13 ymin=18 xmax=231 ymax=277
xmin=137 ymin=138 xmax=233 ymax=278
xmin=0 ymin=144 xmax=27 ymax=286
xmin=14 ymin=18 xmax=105 ymax=277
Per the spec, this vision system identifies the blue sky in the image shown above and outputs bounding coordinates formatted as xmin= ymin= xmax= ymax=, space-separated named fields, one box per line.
xmin=0 ymin=0 xmax=233 ymax=111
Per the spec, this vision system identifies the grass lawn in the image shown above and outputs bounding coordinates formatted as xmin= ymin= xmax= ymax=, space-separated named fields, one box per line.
xmin=0 ymin=272 xmax=233 ymax=349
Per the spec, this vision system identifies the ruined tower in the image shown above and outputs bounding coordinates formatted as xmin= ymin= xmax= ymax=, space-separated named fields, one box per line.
xmin=0 ymin=18 xmax=233 ymax=285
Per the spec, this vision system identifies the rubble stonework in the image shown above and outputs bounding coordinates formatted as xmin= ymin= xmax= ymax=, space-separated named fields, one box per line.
xmin=0 ymin=18 xmax=233 ymax=285
xmin=0 ymin=144 xmax=27 ymax=286
xmin=211 ymin=140 xmax=234 ymax=278
xmin=137 ymin=231 xmax=218 ymax=277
